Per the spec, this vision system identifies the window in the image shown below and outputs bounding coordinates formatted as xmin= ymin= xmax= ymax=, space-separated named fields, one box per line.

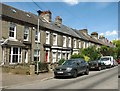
xmin=35 ymin=30 xmax=40 ymax=42
xmin=46 ymin=31 xmax=50 ymax=44
xmin=62 ymin=53 xmax=66 ymax=59
xmin=53 ymin=33 xmax=57 ymax=45
xmin=63 ymin=36 xmax=66 ymax=47
xmin=74 ymin=39 xmax=77 ymax=48
xmin=25 ymin=50 xmax=28 ymax=63
xmin=34 ymin=50 xmax=40 ymax=62
xmin=9 ymin=22 xmax=16 ymax=39
xmin=58 ymin=52 xmax=61 ymax=61
xmin=83 ymin=42 xmax=86 ymax=48
xmin=52 ymin=52 xmax=56 ymax=63
xmin=79 ymin=41 xmax=81 ymax=48
xmin=68 ymin=37 xmax=71 ymax=47
xmin=24 ymin=26 xmax=29 ymax=41
xmin=9 ymin=47 xmax=22 ymax=63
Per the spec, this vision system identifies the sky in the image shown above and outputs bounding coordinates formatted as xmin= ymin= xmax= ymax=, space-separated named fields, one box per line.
xmin=3 ymin=1 xmax=118 ymax=41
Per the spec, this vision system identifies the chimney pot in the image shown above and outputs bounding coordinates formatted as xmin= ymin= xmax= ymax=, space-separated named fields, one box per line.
xmin=55 ymin=16 xmax=62 ymax=27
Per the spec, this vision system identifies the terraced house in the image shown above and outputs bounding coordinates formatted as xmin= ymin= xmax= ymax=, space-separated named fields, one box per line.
xmin=0 ymin=3 xmax=114 ymax=73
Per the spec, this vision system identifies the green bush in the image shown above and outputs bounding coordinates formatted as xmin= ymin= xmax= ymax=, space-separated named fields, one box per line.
xmin=71 ymin=53 xmax=84 ymax=59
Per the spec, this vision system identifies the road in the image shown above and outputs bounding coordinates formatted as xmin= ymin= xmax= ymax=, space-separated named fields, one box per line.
xmin=5 ymin=66 xmax=118 ymax=90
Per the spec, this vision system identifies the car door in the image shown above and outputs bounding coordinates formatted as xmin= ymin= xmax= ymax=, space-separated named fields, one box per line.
xmin=80 ymin=60 xmax=86 ymax=72
xmin=76 ymin=61 xmax=82 ymax=74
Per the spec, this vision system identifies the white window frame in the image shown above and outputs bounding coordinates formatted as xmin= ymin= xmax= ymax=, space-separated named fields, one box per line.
xmin=2 ymin=48 xmax=5 ymax=65
xmin=24 ymin=26 xmax=29 ymax=41
xmin=9 ymin=22 xmax=16 ymax=39
xmin=52 ymin=51 xmax=57 ymax=63
xmin=10 ymin=47 xmax=22 ymax=64
xmin=74 ymin=38 xmax=77 ymax=48
xmin=53 ymin=33 xmax=57 ymax=45
xmin=35 ymin=30 xmax=40 ymax=42
xmin=58 ymin=51 xmax=62 ymax=62
xmin=79 ymin=41 xmax=81 ymax=48
xmin=25 ymin=49 xmax=28 ymax=63
xmin=83 ymin=42 xmax=86 ymax=48
xmin=63 ymin=36 xmax=66 ymax=47
xmin=34 ymin=49 xmax=40 ymax=62
xmin=68 ymin=37 xmax=71 ymax=47
xmin=46 ymin=31 xmax=50 ymax=44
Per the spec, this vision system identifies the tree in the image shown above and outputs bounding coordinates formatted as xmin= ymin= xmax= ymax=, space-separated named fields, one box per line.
xmin=81 ymin=46 xmax=101 ymax=61
xmin=112 ymin=40 xmax=120 ymax=58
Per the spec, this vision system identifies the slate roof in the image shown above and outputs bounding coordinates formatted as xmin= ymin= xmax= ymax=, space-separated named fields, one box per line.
xmin=1 ymin=3 xmax=80 ymax=38
xmin=72 ymin=29 xmax=89 ymax=41
xmin=1 ymin=39 xmax=26 ymax=47
xmin=1 ymin=3 xmax=114 ymax=47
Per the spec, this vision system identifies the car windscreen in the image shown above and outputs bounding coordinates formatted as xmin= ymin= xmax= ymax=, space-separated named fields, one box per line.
xmin=63 ymin=60 xmax=76 ymax=66
xmin=100 ymin=58 xmax=110 ymax=61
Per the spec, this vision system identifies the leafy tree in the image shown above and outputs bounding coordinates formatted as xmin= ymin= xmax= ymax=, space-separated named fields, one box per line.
xmin=81 ymin=46 xmax=101 ymax=61
xmin=112 ymin=40 xmax=120 ymax=58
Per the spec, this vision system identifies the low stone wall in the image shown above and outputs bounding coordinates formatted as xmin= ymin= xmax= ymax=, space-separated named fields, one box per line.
xmin=2 ymin=64 xmax=32 ymax=75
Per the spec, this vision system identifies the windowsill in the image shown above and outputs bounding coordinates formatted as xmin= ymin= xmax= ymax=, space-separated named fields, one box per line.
xmin=53 ymin=44 xmax=58 ymax=46
xmin=23 ymin=39 xmax=29 ymax=41
xmin=35 ymin=41 xmax=40 ymax=43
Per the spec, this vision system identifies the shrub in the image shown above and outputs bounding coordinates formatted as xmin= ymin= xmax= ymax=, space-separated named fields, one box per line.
xmin=71 ymin=53 xmax=84 ymax=59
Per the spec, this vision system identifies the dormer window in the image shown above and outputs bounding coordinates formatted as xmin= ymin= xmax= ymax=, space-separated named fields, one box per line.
xmin=9 ymin=22 xmax=16 ymax=39
xmin=11 ymin=9 xmax=16 ymax=13
xmin=26 ymin=14 xmax=31 ymax=17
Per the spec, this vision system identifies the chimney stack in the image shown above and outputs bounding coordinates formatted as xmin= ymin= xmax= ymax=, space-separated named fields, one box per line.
xmin=55 ymin=16 xmax=62 ymax=27
xmin=91 ymin=32 xmax=98 ymax=40
xmin=79 ymin=29 xmax=88 ymax=35
xmin=37 ymin=10 xmax=52 ymax=23
xmin=99 ymin=35 xmax=105 ymax=42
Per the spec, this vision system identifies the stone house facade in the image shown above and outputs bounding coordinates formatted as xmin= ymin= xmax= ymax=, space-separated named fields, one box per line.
xmin=0 ymin=3 xmax=114 ymax=71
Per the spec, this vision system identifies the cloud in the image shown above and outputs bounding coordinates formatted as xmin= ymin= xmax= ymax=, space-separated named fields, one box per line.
xmin=105 ymin=30 xmax=117 ymax=36
xmin=99 ymin=33 xmax=104 ymax=36
xmin=62 ymin=0 xmax=79 ymax=5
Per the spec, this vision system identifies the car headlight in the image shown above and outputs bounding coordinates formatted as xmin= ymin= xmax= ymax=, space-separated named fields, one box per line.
xmin=66 ymin=68 xmax=72 ymax=71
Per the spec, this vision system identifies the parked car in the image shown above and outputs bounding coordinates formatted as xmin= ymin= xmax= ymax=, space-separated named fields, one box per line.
xmin=100 ymin=56 xmax=114 ymax=68
xmin=117 ymin=58 xmax=120 ymax=64
xmin=88 ymin=60 xmax=106 ymax=71
xmin=54 ymin=58 xmax=89 ymax=78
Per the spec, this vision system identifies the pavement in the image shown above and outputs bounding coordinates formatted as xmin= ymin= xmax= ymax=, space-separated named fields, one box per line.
xmin=1 ymin=71 xmax=54 ymax=89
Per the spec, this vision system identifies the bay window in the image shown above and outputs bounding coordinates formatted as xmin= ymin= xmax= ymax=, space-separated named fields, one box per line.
xmin=9 ymin=47 xmax=22 ymax=63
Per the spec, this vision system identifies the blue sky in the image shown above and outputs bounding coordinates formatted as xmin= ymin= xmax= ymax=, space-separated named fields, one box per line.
xmin=3 ymin=1 xmax=118 ymax=41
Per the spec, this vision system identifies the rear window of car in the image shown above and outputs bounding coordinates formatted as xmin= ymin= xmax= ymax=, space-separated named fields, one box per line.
xmin=100 ymin=58 xmax=110 ymax=61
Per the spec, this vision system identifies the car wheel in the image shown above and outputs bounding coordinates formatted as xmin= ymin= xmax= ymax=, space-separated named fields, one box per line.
xmin=85 ymin=68 xmax=89 ymax=75
xmin=73 ymin=70 xmax=77 ymax=78
xmin=98 ymin=66 xmax=101 ymax=71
